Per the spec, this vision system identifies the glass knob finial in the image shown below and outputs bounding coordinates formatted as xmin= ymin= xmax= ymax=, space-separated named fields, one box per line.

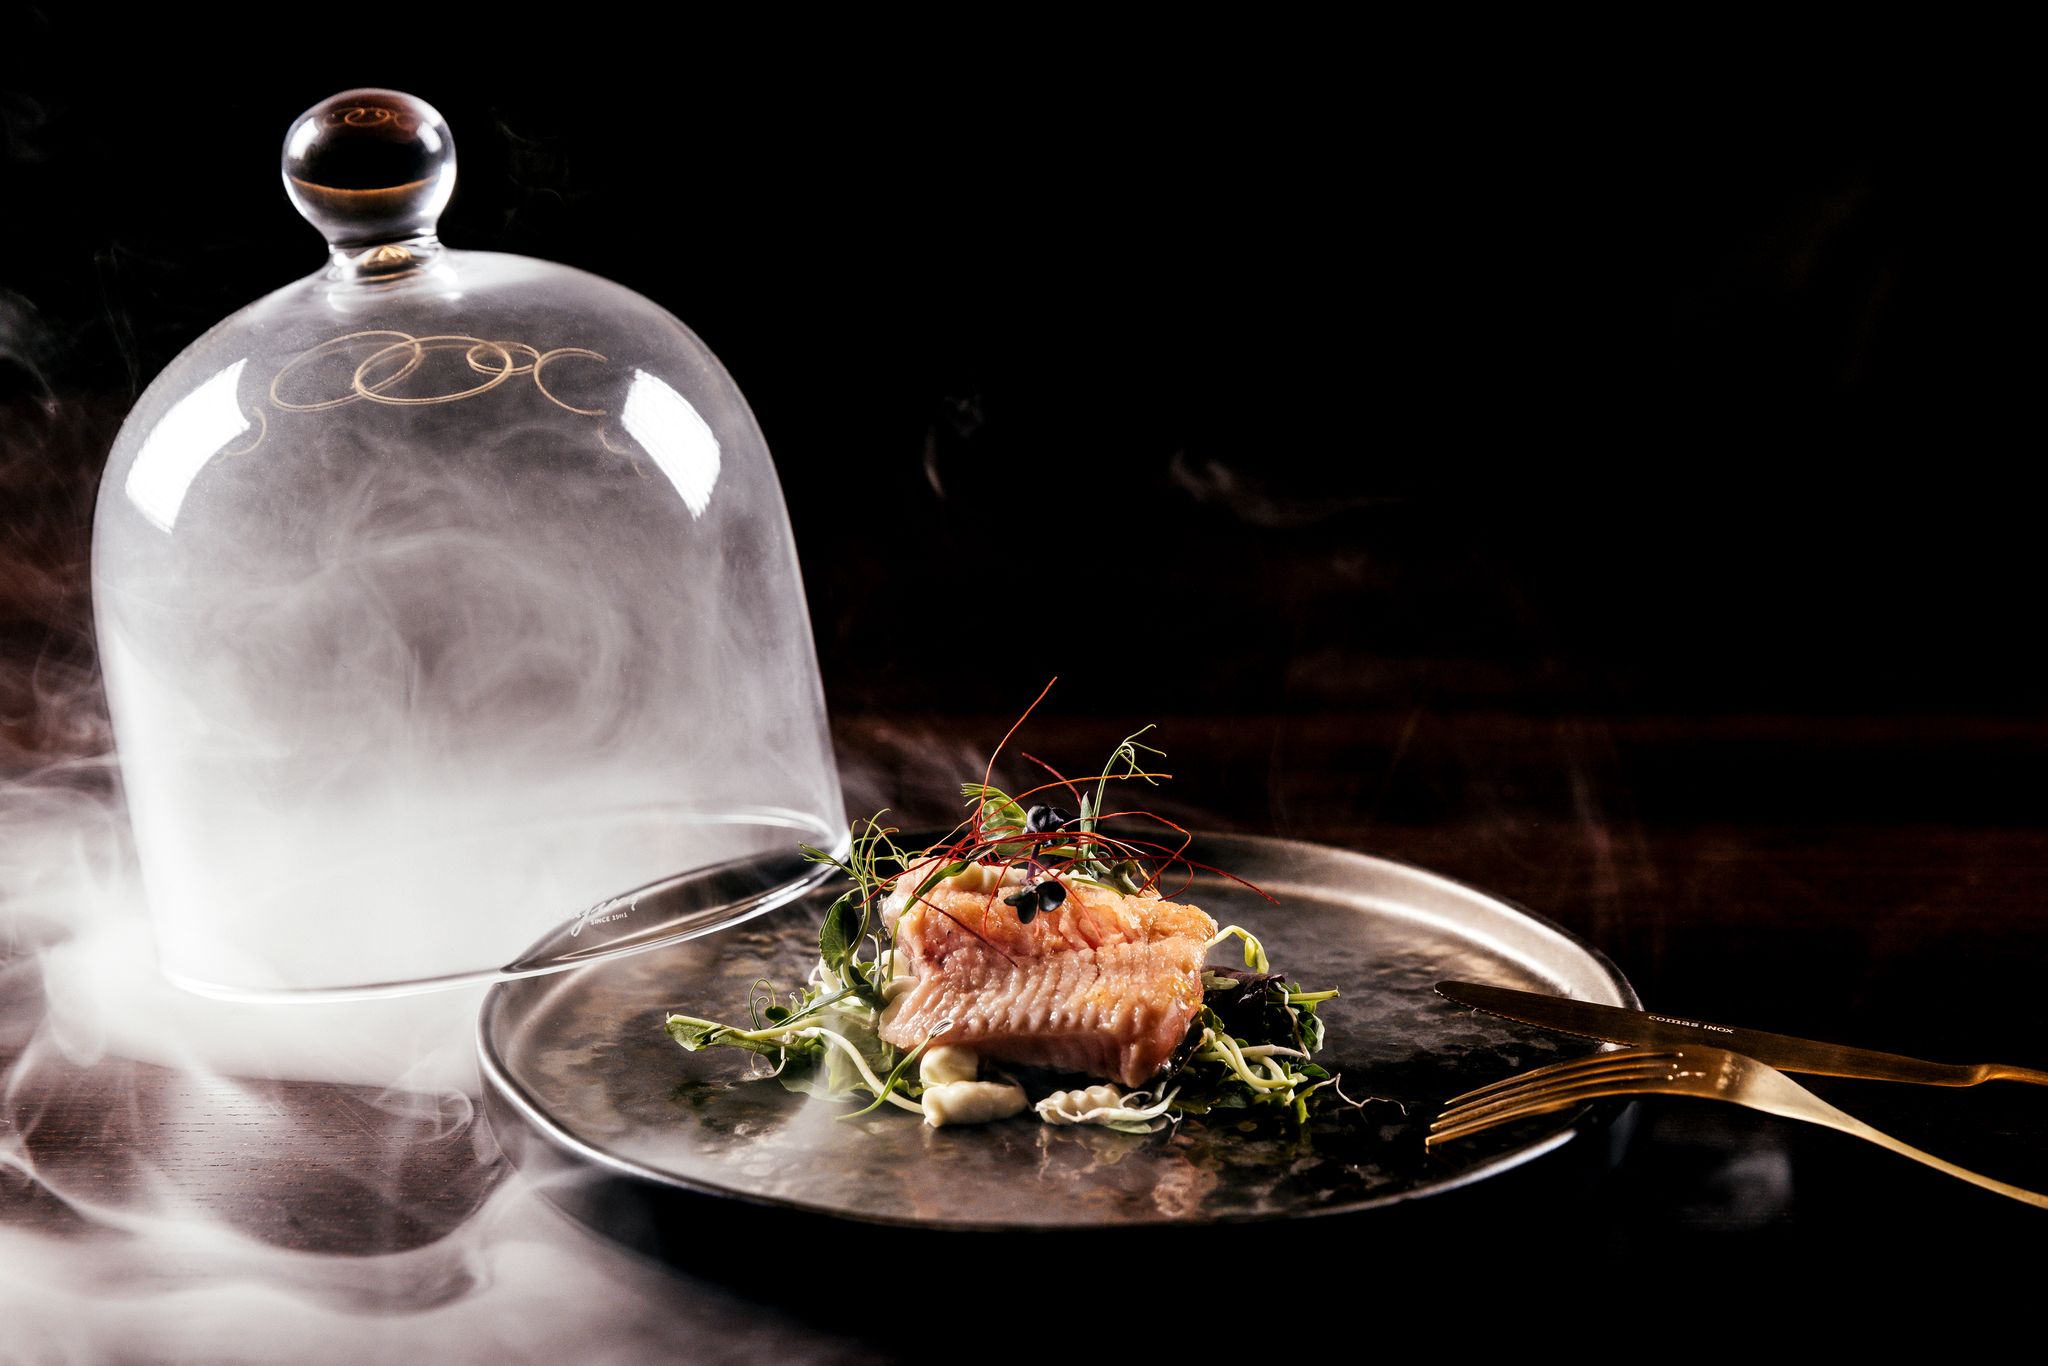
xmin=283 ymin=89 xmax=454 ymax=255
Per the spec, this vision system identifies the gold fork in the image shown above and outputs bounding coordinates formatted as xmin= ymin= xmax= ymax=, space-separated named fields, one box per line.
xmin=1428 ymin=1044 xmax=2048 ymax=1209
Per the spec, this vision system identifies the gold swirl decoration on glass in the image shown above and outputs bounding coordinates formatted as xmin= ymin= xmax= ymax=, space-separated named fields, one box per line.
xmin=530 ymin=348 xmax=607 ymax=417
xmin=269 ymin=330 xmax=612 ymax=415
xmin=337 ymin=104 xmax=402 ymax=129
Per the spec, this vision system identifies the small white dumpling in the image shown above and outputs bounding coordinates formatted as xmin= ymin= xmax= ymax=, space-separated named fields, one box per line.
xmin=921 ymin=1080 xmax=1027 ymax=1127
xmin=919 ymin=1045 xmax=980 ymax=1087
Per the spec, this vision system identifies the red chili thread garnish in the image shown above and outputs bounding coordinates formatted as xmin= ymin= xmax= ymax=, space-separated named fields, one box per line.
xmin=974 ymin=676 xmax=1058 ymax=833
xmin=881 ymin=683 xmax=1275 ymax=946
xmin=1017 ymin=751 xmax=1088 ymax=814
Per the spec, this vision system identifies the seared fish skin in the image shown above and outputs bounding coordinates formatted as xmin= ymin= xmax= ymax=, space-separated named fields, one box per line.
xmin=879 ymin=862 xmax=1218 ymax=1088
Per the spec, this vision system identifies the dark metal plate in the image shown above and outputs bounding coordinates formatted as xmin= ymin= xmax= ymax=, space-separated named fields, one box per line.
xmin=479 ymin=833 xmax=1635 ymax=1233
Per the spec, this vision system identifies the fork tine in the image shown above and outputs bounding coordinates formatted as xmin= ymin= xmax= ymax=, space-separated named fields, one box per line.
xmin=1427 ymin=1074 xmax=1671 ymax=1147
xmin=1433 ymin=1065 xmax=1672 ymax=1138
xmin=1440 ymin=1048 xmax=1677 ymax=1111
xmin=1434 ymin=1055 xmax=1675 ymax=1131
xmin=1430 ymin=1052 xmax=1677 ymax=1143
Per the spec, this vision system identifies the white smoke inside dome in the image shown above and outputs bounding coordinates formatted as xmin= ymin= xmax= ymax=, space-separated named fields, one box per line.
xmin=91 ymin=256 xmax=845 ymax=1003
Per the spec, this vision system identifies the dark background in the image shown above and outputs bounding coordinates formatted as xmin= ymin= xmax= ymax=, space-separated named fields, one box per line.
xmin=6 ymin=36 xmax=2037 ymax=856
xmin=5 ymin=33 xmax=2029 ymax=726
xmin=3 ymin=21 xmax=2043 ymax=1278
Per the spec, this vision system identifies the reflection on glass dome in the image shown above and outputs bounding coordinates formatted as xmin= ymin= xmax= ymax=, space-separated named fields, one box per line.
xmin=123 ymin=359 xmax=262 ymax=533
xmin=93 ymin=90 xmax=844 ymax=999
xmin=620 ymin=369 xmax=721 ymax=518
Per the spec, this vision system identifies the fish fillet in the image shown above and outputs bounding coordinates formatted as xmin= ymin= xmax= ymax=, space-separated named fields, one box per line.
xmin=879 ymin=862 xmax=1217 ymax=1088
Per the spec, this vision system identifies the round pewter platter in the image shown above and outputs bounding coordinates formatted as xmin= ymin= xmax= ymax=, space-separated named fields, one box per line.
xmin=478 ymin=833 xmax=1637 ymax=1236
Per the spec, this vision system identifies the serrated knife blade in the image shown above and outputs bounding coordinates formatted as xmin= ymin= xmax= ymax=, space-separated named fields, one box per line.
xmin=1435 ymin=979 xmax=2048 ymax=1088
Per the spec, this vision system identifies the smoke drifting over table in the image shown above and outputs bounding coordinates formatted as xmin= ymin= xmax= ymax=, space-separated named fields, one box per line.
xmin=0 ymin=681 xmax=887 ymax=1363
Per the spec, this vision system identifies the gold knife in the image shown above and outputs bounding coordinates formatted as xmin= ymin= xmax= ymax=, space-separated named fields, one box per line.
xmin=1435 ymin=979 xmax=2048 ymax=1088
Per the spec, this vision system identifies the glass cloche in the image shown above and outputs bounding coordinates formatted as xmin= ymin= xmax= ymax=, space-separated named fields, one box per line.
xmin=93 ymin=90 xmax=845 ymax=998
